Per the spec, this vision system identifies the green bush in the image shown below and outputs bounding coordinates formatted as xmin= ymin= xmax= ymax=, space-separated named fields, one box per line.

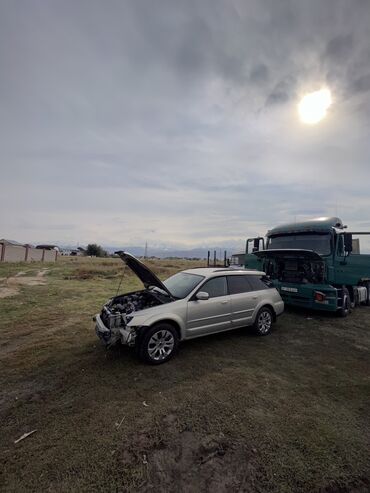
xmin=85 ymin=244 xmax=108 ymax=257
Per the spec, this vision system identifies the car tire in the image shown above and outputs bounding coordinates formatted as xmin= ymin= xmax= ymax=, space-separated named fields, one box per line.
xmin=253 ymin=307 xmax=273 ymax=336
xmin=138 ymin=323 xmax=179 ymax=365
xmin=338 ymin=287 xmax=350 ymax=317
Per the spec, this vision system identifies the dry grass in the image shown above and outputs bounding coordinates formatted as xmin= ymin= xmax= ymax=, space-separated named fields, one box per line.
xmin=0 ymin=256 xmax=369 ymax=492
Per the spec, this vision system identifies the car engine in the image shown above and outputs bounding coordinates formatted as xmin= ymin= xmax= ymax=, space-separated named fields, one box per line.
xmin=100 ymin=289 xmax=170 ymax=329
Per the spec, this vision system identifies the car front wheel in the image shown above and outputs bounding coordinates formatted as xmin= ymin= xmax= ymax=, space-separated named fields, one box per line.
xmin=138 ymin=323 xmax=179 ymax=365
xmin=253 ymin=307 xmax=273 ymax=336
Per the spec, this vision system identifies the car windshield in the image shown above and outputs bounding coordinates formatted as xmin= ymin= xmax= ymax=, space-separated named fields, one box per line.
xmin=268 ymin=233 xmax=331 ymax=255
xmin=163 ymin=272 xmax=204 ymax=299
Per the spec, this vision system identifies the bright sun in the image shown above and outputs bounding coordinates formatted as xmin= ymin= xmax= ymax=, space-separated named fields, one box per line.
xmin=298 ymin=88 xmax=332 ymax=125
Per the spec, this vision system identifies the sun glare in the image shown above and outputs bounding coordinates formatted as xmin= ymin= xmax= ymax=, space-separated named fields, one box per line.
xmin=298 ymin=88 xmax=332 ymax=125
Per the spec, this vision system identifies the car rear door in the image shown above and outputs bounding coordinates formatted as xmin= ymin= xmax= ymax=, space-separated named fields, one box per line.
xmin=246 ymin=275 xmax=276 ymax=323
xmin=227 ymin=275 xmax=257 ymax=327
xmin=186 ymin=276 xmax=232 ymax=337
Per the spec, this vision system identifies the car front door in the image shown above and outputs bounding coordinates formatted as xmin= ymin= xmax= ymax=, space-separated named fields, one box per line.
xmin=186 ymin=276 xmax=232 ymax=337
xmin=227 ymin=275 xmax=257 ymax=327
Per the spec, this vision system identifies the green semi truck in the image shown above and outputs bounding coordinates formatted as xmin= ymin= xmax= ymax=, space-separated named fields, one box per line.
xmin=245 ymin=217 xmax=370 ymax=316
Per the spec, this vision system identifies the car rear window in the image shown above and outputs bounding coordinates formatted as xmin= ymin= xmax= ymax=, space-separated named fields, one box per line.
xmin=227 ymin=275 xmax=252 ymax=294
xmin=247 ymin=275 xmax=271 ymax=291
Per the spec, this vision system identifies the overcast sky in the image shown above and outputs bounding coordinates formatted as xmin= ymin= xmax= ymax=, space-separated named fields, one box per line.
xmin=1 ymin=0 xmax=370 ymax=249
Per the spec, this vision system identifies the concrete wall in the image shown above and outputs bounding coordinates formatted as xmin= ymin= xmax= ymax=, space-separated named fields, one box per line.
xmin=0 ymin=244 xmax=58 ymax=263
xmin=27 ymin=248 xmax=44 ymax=262
xmin=44 ymin=250 xmax=57 ymax=262
xmin=3 ymin=245 xmax=27 ymax=262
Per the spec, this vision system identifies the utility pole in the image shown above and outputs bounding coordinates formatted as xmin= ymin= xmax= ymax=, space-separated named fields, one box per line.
xmin=144 ymin=242 xmax=148 ymax=259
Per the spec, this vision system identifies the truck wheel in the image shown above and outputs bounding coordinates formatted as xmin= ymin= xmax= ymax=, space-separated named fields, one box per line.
xmin=253 ymin=307 xmax=273 ymax=336
xmin=338 ymin=287 xmax=350 ymax=317
xmin=365 ymin=281 xmax=370 ymax=306
xmin=138 ymin=323 xmax=179 ymax=365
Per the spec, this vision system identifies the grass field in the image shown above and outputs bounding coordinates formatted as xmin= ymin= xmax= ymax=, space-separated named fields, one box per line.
xmin=0 ymin=256 xmax=369 ymax=492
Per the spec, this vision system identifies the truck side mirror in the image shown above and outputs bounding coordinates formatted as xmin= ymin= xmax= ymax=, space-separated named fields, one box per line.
xmin=253 ymin=238 xmax=260 ymax=252
xmin=344 ymin=233 xmax=353 ymax=254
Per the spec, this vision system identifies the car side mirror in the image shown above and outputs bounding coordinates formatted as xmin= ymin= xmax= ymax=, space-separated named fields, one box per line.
xmin=196 ymin=291 xmax=209 ymax=301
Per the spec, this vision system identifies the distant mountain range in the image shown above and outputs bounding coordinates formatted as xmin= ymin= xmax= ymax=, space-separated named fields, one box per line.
xmin=60 ymin=245 xmax=243 ymax=259
xmin=104 ymin=245 xmax=241 ymax=259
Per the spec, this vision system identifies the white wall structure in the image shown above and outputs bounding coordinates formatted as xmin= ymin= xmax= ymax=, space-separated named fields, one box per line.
xmin=0 ymin=244 xmax=58 ymax=263
xmin=27 ymin=248 xmax=43 ymax=262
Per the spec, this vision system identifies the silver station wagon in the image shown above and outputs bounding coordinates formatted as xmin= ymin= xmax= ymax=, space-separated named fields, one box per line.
xmin=94 ymin=252 xmax=284 ymax=364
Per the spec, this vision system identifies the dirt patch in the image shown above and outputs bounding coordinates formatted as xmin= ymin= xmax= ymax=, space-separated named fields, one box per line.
xmin=65 ymin=267 xmax=119 ymax=280
xmin=144 ymin=432 xmax=257 ymax=492
xmin=0 ymin=379 xmax=53 ymax=418
xmin=0 ymin=269 xmax=48 ymax=298
xmin=318 ymin=477 xmax=370 ymax=493
xmin=0 ymin=286 xmax=19 ymax=299
xmin=117 ymin=414 xmax=261 ymax=492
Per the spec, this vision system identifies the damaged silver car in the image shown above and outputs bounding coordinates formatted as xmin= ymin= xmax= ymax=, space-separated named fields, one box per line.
xmin=94 ymin=252 xmax=284 ymax=364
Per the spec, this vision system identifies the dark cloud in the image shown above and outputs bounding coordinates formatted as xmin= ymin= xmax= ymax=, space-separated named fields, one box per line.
xmin=265 ymin=76 xmax=297 ymax=106
xmin=351 ymin=73 xmax=370 ymax=94
xmin=250 ymin=64 xmax=269 ymax=84
xmin=325 ymin=34 xmax=354 ymax=63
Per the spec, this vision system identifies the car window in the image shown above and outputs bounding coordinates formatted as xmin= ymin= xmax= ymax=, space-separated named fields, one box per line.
xmin=163 ymin=272 xmax=204 ymax=298
xmin=200 ymin=276 xmax=228 ymax=298
xmin=227 ymin=275 xmax=253 ymax=294
xmin=247 ymin=276 xmax=271 ymax=291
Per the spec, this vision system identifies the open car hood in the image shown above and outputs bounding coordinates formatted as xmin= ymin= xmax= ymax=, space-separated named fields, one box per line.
xmin=254 ymin=249 xmax=323 ymax=261
xmin=115 ymin=251 xmax=173 ymax=298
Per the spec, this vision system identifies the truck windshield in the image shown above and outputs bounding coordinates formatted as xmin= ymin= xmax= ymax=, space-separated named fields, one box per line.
xmin=268 ymin=233 xmax=331 ymax=255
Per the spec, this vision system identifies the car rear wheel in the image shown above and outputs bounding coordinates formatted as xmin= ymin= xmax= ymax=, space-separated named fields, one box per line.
xmin=138 ymin=323 xmax=179 ymax=365
xmin=253 ymin=307 xmax=273 ymax=336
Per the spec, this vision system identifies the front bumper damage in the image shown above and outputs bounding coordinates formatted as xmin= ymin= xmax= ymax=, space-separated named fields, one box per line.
xmin=94 ymin=314 xmax=137 ymax=347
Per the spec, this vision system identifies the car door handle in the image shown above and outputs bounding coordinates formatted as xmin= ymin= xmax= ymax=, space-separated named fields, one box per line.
xmin=220 ymin=300 xmax=228 ymax=304
xmin=252 ymin=296 xmax=258 ymax=300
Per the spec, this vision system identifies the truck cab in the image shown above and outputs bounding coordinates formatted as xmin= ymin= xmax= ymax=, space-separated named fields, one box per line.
xmin=245 ymin=217 xmax=370 ymax=315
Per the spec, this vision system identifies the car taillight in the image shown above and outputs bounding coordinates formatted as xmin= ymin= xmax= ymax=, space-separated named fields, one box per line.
xmin=314 ymin=291 xmax=326 ymax=302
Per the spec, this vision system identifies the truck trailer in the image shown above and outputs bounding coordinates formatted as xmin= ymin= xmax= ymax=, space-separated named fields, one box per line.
xmin=245 ymin=217 xmax=370 ymax=316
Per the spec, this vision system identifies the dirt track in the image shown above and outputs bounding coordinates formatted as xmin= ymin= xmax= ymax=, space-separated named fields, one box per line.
xmin=0 ymin=269 xmax=48 ymax=298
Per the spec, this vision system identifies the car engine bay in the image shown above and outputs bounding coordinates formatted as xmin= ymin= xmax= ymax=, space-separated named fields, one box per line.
xmin=101 ymin=289 xmax=171 ymax=329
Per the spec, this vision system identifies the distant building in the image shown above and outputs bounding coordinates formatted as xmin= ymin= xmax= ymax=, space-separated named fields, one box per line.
xmin=60 ymin=246 xmax=86 ymax=256
xmin=0 ymin=238 xmax=24 ymax=246
xmin=36 ymin=244 xmax=60 ymax=251
xmin=70 ymin=247 xmax=86 ymax=256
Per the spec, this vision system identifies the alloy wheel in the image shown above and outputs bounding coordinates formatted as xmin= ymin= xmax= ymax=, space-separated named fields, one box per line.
xmin=258 ymin=311 xmax=272 ymax=334
xmin=147 ymin=329 xmax=175 ymax=361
